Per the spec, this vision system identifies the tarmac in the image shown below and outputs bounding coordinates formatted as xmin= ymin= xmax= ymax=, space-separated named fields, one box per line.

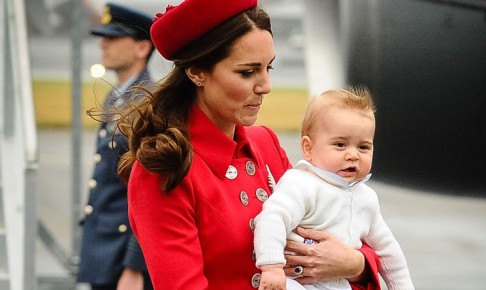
xmin=35 ymin=129 xmax=486 ymax=290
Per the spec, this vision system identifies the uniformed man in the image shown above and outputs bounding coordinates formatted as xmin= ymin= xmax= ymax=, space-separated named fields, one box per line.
xmin=77 ymin=3 xmax=155 ymax=290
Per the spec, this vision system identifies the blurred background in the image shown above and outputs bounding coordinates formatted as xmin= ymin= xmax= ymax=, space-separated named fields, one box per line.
xmin=2 ymin=0 xmax=486 ymax=289
xmin=28 ymin=0 xmax=486 ymax=196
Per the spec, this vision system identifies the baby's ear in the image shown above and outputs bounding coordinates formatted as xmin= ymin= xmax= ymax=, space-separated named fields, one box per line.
xmin=301 ymin=136 xmax=313 ymax=161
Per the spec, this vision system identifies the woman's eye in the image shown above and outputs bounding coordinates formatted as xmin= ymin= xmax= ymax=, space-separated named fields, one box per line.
xmin=240 ymin=70 xmax=254 ymax=77
xmin=267 ymin=65 xmax=274 ymax=72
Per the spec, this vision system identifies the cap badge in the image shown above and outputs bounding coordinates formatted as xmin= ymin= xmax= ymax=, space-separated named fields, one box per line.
xmin=101 ymin=6 xmax=112 ymax=25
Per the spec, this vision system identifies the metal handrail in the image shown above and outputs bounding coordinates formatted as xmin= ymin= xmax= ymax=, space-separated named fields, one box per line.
xmin=1 ymin=1 xmax=38 ymax=290
xmin=14 ymin=0 xmax=39 ymax=167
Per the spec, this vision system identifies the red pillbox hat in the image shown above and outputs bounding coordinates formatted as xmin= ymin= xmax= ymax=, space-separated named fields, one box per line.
xmin=151 ymin=0 xmax=258 ymax=60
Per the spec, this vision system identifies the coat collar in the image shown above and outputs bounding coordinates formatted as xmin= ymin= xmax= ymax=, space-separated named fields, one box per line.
xmin=118 ymin=68 xmax=152 ymax=94
xmin=188 ymin=105 xmax=256 ymax=179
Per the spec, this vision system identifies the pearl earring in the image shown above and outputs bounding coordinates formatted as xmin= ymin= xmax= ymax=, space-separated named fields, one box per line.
xmin=196 ymin=82 xmax=202 ymax=86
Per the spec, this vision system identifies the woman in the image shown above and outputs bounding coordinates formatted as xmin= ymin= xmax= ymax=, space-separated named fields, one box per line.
xmin=117 ymin=0 xmax=380 ymax=289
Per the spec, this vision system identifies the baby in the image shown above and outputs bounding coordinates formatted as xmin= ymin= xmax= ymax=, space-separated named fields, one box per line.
xmin=254 ymin=86 xmax=414 ymax=290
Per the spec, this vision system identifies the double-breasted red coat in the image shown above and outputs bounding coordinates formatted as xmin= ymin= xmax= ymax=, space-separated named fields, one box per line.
xmin=128 ymin=106 xmax=380 ymax=289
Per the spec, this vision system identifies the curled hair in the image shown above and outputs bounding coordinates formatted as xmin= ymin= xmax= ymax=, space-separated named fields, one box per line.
xmin=117 ymin=5 xmax=272 ymax=193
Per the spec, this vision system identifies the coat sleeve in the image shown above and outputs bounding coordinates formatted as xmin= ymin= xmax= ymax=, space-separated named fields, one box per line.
xmin=113 ymin=133 xmax=149 ymax=272
xmin=128 ymin=162 xmax=208 ymax=289
xmin=350 ymin=243 xmax=381 ymax=290
xmin=122 ymin=234 xmax=148 ymax=272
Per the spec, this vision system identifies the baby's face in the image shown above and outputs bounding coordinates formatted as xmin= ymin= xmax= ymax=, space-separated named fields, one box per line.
xmin=303 ymin=107 xmax=375 ymax=184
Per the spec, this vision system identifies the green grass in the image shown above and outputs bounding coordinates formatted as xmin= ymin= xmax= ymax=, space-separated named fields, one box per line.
xmin=33 ymin=79 xmax=308 ymax=131
xmin=33 ymin=79 xmax=112 ymax=128
xmin=257 ymin=87 xmax=308 ymax=132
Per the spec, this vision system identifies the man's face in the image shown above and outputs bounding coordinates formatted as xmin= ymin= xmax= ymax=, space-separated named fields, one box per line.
xmin=99 ymin=36 xmax=140 ymax=71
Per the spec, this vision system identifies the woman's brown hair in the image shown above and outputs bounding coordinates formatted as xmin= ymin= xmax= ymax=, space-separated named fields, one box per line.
xmin=117 ymin=5 xmax=272 ymax=193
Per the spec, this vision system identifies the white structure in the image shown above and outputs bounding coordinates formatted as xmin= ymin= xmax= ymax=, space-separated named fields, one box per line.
xmin=303 ymin=0 xmax=346 ymax=97
xmin=0 ymin=0 xmax=39 ymax=289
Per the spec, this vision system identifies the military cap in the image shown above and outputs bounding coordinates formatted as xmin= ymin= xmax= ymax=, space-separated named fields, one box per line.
xmin=91 ymin=3 xmax=153 ymax=41
xmin=151 ymin=0 xmax=258 ymax=60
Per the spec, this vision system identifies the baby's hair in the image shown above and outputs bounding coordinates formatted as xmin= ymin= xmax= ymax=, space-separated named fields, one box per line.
xmin=301 ymin=85 xmax=376 ymax=137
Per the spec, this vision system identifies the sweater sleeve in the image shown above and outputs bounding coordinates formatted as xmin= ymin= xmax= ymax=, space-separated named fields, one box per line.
xmin=364 ymin=212 xmax=415 ymax=290
xmin=254 ymin=170 xmax=309 ymax=267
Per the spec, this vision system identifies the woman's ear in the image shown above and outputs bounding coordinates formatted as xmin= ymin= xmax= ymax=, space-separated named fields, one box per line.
xmin=185 ymin=67 xmax=205 ymax=86
xmin=301 ymin=135 xmax=313 ymax=161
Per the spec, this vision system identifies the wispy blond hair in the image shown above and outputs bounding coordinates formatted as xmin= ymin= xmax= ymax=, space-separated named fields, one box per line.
xmin=301 ymin=85 xmax=376 ymax=138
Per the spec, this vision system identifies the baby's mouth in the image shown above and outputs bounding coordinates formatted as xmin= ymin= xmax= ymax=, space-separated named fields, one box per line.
xmin=342 ymin=166 xmax=357 ymax=173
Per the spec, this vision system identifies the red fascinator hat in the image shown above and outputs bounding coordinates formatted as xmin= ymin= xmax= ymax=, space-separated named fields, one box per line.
xmin=151 ymin=0 xmax=258 ymax=60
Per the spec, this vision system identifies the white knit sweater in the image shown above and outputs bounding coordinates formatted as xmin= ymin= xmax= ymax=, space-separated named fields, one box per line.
xmin=254 ymin=160 xmax=414 ymax=290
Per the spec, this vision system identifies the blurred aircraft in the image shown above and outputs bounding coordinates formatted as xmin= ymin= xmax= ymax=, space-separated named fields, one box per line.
xmin=303 ymin=0 xmax=486 ymax=197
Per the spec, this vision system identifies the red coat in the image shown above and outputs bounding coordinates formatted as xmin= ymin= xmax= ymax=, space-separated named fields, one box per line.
xmin=128 ymin=106 xmax=380 ymax=289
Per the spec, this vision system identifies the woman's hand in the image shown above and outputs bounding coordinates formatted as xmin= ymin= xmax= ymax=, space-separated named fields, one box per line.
xmin=283 ymin=227 xmax=365 ymax=285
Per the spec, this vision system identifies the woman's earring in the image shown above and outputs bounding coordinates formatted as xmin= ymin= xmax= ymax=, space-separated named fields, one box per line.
xmin=196 ymin=82 xmax=202 ymax=87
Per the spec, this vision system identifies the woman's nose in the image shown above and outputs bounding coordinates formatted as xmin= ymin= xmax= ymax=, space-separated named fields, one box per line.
xmin=255 ymin=73 xmax=272 ymax=95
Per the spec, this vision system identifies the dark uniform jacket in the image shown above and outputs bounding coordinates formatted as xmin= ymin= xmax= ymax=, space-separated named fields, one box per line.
xmin=77 ymin=69 xmax=153 ymax=286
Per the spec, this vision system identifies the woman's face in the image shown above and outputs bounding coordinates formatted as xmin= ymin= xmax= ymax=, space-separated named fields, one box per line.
xmin=194 ymin=29 xmax=275 ymax=138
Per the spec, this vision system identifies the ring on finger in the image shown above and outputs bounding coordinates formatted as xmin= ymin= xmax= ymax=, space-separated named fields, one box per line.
xmin=294 ymin=265 xmax=304 ymax=277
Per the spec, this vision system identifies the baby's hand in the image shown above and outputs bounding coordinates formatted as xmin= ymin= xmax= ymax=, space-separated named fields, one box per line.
xmin=259 ymin=265 xmax=286 ymax=290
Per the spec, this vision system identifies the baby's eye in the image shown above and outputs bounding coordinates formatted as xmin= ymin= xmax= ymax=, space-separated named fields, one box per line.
xmin=359 ymin=145 xmax=372 ymax=151
xmin=335 ymin=142 xmax=346 ymax=148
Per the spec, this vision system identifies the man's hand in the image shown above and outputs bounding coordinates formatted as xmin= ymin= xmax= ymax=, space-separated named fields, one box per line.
xmin=117 ymin=267 xmax=144 ymax=290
